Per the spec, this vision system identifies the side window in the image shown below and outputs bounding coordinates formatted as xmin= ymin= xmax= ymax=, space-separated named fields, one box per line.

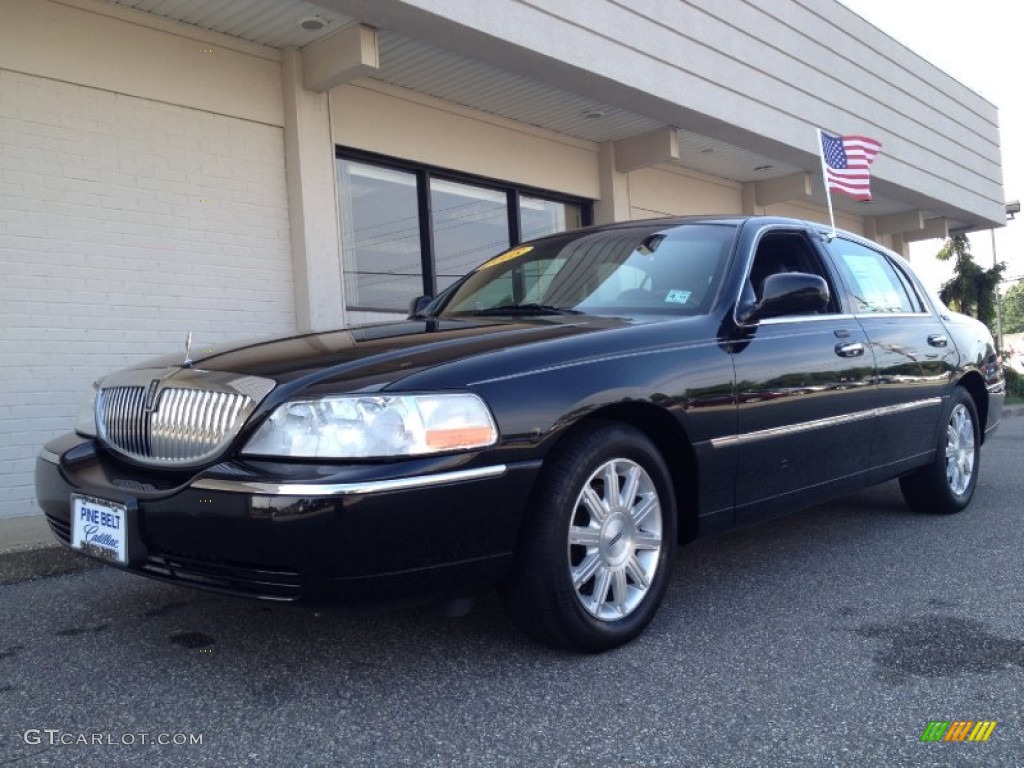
xmin=828 ymin=239 xmax=921 ymax=314
xmin=748 ymin=232 xmax=839 ymax=313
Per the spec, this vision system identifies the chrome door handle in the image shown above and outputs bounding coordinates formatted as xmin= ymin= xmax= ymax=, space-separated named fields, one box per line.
xmin=928 ymin=334 xmax=948 ymax=347
xmin=835 ymin=341 xmax=865 ymax=357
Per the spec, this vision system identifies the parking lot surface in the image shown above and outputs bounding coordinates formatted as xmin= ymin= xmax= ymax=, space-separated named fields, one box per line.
xmin=2 ymin=417 xmax=1022 ymax=767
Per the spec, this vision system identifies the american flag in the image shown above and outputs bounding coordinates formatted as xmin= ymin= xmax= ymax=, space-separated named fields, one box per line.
xmin=819 ymin=132 xmax=882 ymax=201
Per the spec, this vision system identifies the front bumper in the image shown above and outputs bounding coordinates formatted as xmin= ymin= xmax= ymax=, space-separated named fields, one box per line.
xmin=36 ymin=434 xmax=540 ymax=602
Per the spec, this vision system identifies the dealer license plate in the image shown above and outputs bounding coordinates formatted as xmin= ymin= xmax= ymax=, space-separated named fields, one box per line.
xmin=71 ymin=494 xmax=128 ymax=565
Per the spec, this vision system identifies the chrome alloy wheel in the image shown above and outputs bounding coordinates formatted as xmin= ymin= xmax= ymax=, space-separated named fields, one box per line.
xmin=945 ymin=403 xmax=976 ymax=496
xmin=567 ymin=458 xmax=663 ymax=621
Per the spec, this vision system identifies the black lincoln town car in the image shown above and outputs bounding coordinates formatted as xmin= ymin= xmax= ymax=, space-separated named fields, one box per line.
xmin=36 ymin=216 xmax=1004 ymax=651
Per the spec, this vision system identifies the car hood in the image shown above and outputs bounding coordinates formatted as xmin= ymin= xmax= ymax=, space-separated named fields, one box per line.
xmin=133 ymin=316 xmax=634 ymax=391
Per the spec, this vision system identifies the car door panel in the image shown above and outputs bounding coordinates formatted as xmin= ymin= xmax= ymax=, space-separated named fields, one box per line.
xmin=825 ymin=237 xmax=956 ymax=470
xmin=730 ymin=317 xmax=876 ymax=520
xmin=727 ymin=228 xmax=876 ymax=523
xmin=855 ymin=315 xmax=955 ymax=467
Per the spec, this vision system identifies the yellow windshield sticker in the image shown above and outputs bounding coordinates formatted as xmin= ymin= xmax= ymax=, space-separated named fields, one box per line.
xmin=480 ymin=245 xmax=534 ymax=269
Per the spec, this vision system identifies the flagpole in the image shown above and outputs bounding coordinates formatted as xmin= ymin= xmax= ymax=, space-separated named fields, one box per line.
xmin=816 ymin=128 xmax=838 ymax=238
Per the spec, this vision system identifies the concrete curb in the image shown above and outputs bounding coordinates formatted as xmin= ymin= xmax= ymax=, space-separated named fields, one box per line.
xmin=1 ymin=513 xmax=52 ymax=553
xmin=3 ymin=403 xmax=1022 ymax=585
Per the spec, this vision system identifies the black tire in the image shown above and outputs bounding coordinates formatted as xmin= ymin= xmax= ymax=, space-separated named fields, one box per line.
xmin=502 ymin=421 xmax=677 ymax=652
xmin=899 ymin=387 xmax=981 ymax=515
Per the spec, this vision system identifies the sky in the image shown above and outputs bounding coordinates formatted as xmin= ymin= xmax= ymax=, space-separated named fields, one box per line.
xmin=837 ymin=0 xmax=1021 ymax=295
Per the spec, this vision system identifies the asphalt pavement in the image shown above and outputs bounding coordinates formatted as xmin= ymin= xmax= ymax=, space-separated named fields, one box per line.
xmin=1 ymin=416 xmax=1023 ymax=767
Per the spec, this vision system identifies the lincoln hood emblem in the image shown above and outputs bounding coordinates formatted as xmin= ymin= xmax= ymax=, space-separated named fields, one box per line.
xmin=144 ymin=378 xmax=161 ymax=412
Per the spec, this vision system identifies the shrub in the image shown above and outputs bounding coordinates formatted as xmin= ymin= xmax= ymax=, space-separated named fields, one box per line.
xmin=1004 ymin=365 xmax=1024 ymax=400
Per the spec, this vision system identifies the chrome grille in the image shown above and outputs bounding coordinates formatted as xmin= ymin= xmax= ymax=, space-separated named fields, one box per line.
xmin=151 ymin=389 xmax=249 ymax=461
xmin=95 ymin=370 xmax=275 ymax=467
xmin=101 ymin=386 xmax=151 ymax=457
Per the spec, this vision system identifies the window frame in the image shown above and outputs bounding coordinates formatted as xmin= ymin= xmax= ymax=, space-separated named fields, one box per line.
xmin=336 ymin=147 xmax=593 ymax=311
xmin=735 ymin=227 xmax=846 ymax=324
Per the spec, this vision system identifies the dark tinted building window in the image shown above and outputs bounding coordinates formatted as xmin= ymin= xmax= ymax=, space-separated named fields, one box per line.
xmin=337 ymin=150 xmax=590 ymax=314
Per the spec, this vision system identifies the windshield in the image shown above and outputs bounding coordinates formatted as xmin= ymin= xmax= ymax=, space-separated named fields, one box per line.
xmin=435 ymin=223 xmax=738 ymax=318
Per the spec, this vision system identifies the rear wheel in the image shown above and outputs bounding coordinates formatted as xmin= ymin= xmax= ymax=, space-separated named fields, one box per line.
xmin=899 ymin=387 xmax=980 ymax=515
xmin=503 ymin=422 xmax=677 ymax=652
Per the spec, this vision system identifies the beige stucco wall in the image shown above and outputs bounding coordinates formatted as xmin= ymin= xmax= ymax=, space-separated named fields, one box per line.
xmin=627 ymin=166 xmax=742 ymax=220
xmin=0 ymin=0 xmax=284 ymax=127
xmin=329 ymin=80 xmax=600 ymax=200
xmin=625 ymin=166 xmax=869 ymax=242
xmin=328 ymin=83 xmax=866 ymax=231
xmin=754 ymin=199 xmax=864 ymax=236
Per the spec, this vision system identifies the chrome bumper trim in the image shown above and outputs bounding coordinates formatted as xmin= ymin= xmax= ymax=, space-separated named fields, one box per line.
xmin=38 ymin=449 xmax=61 ymax=464
xmin=191 ymin=464 xmax=509 ymax=496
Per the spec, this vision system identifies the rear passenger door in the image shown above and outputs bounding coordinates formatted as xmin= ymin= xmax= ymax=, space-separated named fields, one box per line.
xmin=824 ymin=237 xmax=956 ymax=472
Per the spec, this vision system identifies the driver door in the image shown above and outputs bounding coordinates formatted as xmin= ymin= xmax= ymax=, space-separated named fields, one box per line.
xmin=729 ymin=228 xmax=876 ymax=522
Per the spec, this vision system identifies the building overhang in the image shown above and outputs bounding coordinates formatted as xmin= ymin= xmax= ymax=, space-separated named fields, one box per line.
xmin=105 ymin=0 xmax=1007 ymax=237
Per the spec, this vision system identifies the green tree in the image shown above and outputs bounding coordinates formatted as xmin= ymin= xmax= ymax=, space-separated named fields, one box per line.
xmin=1003 ymin=280 xmax=1024 ymax=335
xmin=935 ymin=234 xmax=1004 ymax=330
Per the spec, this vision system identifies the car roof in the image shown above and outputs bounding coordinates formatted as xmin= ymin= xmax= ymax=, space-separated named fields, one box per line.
xmin=538 ymin=214 xmax=846 ymax=236
xmin=546 ymin=215 xmax=885 ymax=253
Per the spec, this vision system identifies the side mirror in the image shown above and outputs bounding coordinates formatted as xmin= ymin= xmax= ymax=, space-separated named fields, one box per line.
xmin=741 ymin=272 xmax=828 ymax=324
xmin=408 ymin=295 xmax=433 ymax=318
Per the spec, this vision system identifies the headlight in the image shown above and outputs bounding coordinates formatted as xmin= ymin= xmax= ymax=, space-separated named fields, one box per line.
xmin=242 ymin=393 xmax=499 ymax=459
xmin=74 ymin=383 xmax=99 ymax=437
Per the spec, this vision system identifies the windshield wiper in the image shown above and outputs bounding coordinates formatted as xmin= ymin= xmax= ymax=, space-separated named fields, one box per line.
xmin=466 ymin=303 xmax=583 ymax=316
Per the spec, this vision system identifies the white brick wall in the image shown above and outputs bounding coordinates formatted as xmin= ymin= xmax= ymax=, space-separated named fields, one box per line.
xmin=0 ymin=70 xmax=296 ymax=519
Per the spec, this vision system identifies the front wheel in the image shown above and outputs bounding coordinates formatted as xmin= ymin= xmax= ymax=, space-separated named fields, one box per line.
xmin=899 ymin=387 xmax=981 ymax=515
xmin=502 ymin=422 xmax=677 ymax=652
